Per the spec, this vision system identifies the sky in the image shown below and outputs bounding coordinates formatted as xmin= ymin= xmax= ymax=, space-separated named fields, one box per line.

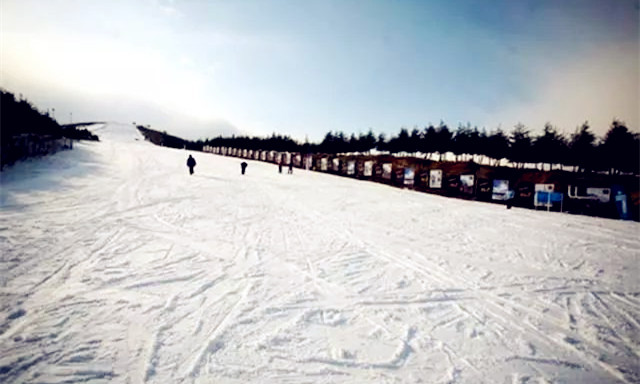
xmin=1 ymin=0 xmax=638 ymax=141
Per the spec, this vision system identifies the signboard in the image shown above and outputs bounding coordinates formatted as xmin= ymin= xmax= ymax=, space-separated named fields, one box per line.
xmin=419 ymin=171 xmax=429 ymax=187
xmin=586 ymin=187 xmax=610 ymax=203
xmin=404 ymin=168 xmax=415 ymax=186
xmin=492 ymin=179 xmax=510 ymax=200
xmin=517 ymin=183 xmax=533 ymax=199
xmin=304 ymin=155 xmax=313 ymax=170
xmin=460 ymin=174 xmax=475 ymax=195
xmin=447 ymin=175 xmax=460 ymax=190
xmin=321 ymin=158 xmax=328 ymax=171
xmin=332 ymin=158 xmax=340 ymax=172
xmin=429 ymin=169 xmax=442 ymax=188
xmin=535 ymin=183 xmax=554 ymax=192
xmin=478 ymin=179 xmax=492 ymax=195
xmin=261 ymin=151 xmax=267 ymax=161
xmin=394 ymin=168 xmax=404 ymax=183
xmin=364 ymin=161 xmax=373 ymax=177
xmin=535 ymin=191 xmax=564 ymax=208
xmin=615 ymin=191 xmax=629 ymax=219
xmin=382 ymin=163 xmax=392 ymax=179
xmin=347 ymin=160 xmax=356 ymax=175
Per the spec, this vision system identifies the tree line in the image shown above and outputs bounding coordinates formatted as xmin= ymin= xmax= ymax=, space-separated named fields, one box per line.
xmin=1 ymin=90 xmax=99 ymax=169
xmin=202 ymin=120 xmax=639 ymax=175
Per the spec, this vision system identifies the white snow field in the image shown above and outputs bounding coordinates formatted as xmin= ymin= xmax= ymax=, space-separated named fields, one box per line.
xmin=0 ymin=123 xmax=638 ymax=384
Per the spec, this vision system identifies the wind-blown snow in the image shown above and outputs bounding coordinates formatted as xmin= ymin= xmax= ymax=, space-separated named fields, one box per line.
xmin=1 ymin=123 xmax=638 ymax=383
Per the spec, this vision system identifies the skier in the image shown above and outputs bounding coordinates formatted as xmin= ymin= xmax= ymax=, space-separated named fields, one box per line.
xmin=241 ymin=161 xmax=248 ymax=175
xmin=278 ymin=162 xmax=283 ymax=174
xmin=288 ymin=161 xmax=293 ymax=174
xmin=186 ymin=155 xmax=196 ymax=175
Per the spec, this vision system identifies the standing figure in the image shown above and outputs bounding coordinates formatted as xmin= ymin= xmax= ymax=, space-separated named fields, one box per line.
xmin=288 ymin=161 xmax=293 ymax=174
xmin=186 ymin=155 xmax=196 ymax=175
xmin=278 ymin=162 xmax=283 ymax=173
xmin=241 ymin=161 xmax=248 ymax=175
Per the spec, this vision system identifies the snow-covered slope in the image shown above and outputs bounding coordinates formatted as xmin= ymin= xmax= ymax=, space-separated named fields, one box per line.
xmin=1 ymin=123 xmax=638 ymax=383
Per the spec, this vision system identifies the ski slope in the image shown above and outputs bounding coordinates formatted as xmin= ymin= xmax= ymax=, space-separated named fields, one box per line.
xmin=1 ymin=123 xmax=638 ymax=383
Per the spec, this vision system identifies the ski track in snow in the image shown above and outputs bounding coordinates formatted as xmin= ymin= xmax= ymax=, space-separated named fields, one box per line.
xmin=1 ymin=123 xmax=639 ymax=383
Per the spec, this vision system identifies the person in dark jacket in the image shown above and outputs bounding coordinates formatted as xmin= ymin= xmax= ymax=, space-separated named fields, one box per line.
xmin=241 ymin=161 xmax=248 ymax=175
xmin=288 ymin=161 xmax=293 ymax=174
xmin=187 ymin=155 xmax=196 ymax=175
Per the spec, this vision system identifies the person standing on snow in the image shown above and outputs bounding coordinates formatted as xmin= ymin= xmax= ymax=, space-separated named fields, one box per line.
xmin=241 ymin=161 xmax=248 ymax=175
xmin=186 ymin=155 xmax=196 ymax=175
xmin=288 ymin=161 xmax=293 ymax=174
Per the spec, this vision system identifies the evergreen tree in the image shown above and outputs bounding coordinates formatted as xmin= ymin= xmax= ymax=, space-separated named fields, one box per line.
xmin=486 ymin=128 xmax=509 ymax=166
xmin=532 ymin=123 xmax=568 ymax=171
xmin=509 ymin=123 xmax=532 ymax=168
xmin=434 ymin=123 xmax=453 ymax=161
xmin=568 ymin=122 xmax=596 ymax=172
xmin=600 ymin=120 xmax=639 ymax=174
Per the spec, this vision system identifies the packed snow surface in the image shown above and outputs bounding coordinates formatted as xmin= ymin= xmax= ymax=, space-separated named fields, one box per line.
xmin=1 ymin=123 xmax=638 ymax=384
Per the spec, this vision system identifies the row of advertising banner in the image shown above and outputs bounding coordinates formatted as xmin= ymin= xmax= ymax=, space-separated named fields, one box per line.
xmin=202 ymin=146 xmax=633 ymax=219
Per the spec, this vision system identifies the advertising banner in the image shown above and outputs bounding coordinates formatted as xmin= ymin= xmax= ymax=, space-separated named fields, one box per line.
xmin=478 ymin=179 xmax=492 ymax=195
xmin=586 ymin=187 xmax=611 ymax=203
xmin=364 ymin=161 xmax=373 ymax=177
xmin=534 ymin=191 xmax=563 ymax=208
xmin=614 ymin=191 xmax=629 ymax=219
xmin=382 ymin=163 xmax=392 ymax=179
xmin=460 ymin=174 xmax=475 ymax=195
xmin=320 ymin=158 xmax=328 ymax=171
xmin=517 ymin=183 xmax=533 ymax=199
xmin=447 ymin=175 xmax=460 ymax=190
xmin=492 ymin=179 xmax=510 ymax=200
xmin=404 ymin=168 xmax=415 ymax=186
xmin=419 ymin=171 xmax=429 ymax=187
xmin=347 ymin=160 xmax=356 ymax=175
xmin=535 ymin=183 xmax=554 ymax=192
xmin=429 ymin=169 xmax=442 ymax=188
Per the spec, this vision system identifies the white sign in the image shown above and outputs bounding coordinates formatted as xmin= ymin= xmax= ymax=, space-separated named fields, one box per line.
xmin=364 ymin=161 xmax=373 ymax=177
xmin=382 ymin=163 xmax=392 ymax=179
xmin=429 ymin=169 xmax=442 ymax=188
xmin=586 ymin=187 xmax=611 ymax=203
xmin=535 ymin=183 xmax=554 ymax=192
xmin=304 ymin=155 xmax=313 ymax=169
xmin=460 ymin=174 xmax=474 ymax=187
xmin=347 ymin=160 xmax=355 ymax=175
